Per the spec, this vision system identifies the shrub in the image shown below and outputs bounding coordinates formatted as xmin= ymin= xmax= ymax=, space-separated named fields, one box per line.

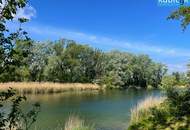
xmin=0 ymin=88 xmax=40 ymax=130
xmin=130 ymin=96 xmax=165 ymax=124
xmin=128 ymin=87 xmax=190 ymax=130
xmin=166 ymin=87 xmax=190 ymax=117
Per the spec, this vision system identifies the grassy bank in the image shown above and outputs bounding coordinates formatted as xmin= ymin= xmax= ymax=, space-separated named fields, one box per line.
xmin=128 ymin=88 xmax=190 ymax=130
xmin=0 ymin=82 xmax=101 ymax=94
xmin=130 ymin=96 xmax=165 ymax=125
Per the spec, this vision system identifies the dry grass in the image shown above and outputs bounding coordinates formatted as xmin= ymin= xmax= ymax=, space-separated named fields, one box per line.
xmin=0 ymin=82 xmax=101 ymax=94
xmin=64 ymin=115 xmax=94 ymax=130
xmin=130 ymin=96 xmax=165 ymax=124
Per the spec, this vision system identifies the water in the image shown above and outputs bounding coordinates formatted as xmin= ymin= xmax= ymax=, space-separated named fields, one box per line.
xmin=24 ymin=89 xmax=161 ymax=130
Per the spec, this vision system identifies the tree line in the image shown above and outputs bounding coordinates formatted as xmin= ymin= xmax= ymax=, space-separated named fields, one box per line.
xmin=0 ymin=38 xmax=167 ymax=89
xmin=0 ymin=0 xmax=167 ymax=89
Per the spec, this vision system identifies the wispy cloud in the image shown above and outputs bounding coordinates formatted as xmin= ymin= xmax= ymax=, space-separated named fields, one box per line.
xmin=15 ymin=5 xmax=36 ymax=20
xmin=24 ymin=24 xmax=190 ymax=57
xmin=7 ymin=23 xmax=190 ymax=72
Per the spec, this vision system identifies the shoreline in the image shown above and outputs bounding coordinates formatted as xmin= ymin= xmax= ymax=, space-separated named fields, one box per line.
xmin=0 ymin=82 xmax=102 ymax=94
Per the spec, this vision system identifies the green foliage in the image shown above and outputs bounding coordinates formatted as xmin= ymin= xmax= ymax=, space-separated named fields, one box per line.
xmin=0 ymin=38 xmax=167 ymax=89
xmin=101 ymin=51 xmax=167 ymax=89
xmin=161 ymin=75 xmax=177 ymax=89
xmin=0 ymin=88 xmax=40 ymax=130
xmin=166 ymin=87 xmax=190 ymax=117
xmin=128 ymin=87 xmax=190 ymax=130
xmin=168 ymin=6 xmax=190 ymax=31
xmin=0 ymin=0 xmax=167 ymax=90
xmin=28 ymin=41 xmax=53 ymax=82
xmin=161 ymin=73 xmax=189 ymax=89
xmin=43 ymin=39 xmax=105 ymax=83
xmin=0 ymin=0 xmax=33 ymax=82
xmin=0 ymin=0 xmax=26 ymax=20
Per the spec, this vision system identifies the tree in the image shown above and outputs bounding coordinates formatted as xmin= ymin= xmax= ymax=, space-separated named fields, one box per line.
xmin=101 ymin=51 xmax=166 ymax=89
xmin=168 ymin=6 xmax=190 ymax=85
xmin=0 ymin=88 xmax=40 ymax=130
xmin=168 ymin=6 xmax=190 ymax=31
xmin=172 ymin=72 xmax=181 ymax=82
xmin=0 ymin=0 xmax=32 ymax=82
xmin=44 ymin=40 xmax=105 ymax=83
xmin=28 ymin=41 xmax=53 ymax=82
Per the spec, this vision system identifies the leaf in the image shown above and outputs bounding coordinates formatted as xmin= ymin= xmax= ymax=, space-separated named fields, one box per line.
xmin=18 ymin=18 xmax=29 ymax=23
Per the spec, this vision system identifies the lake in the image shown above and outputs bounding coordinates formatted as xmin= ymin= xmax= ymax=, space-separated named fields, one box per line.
xmin=25 ymin=89 xmax=162 ymax=130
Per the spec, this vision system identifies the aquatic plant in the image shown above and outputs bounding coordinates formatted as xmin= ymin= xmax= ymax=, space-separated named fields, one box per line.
xmin=64 ymin=115 xmax=95 ymax=130
xmin=0 ymin=82 xmax=101 ymax=94
xmin=129 ymin=96 xmax=165 ymax=124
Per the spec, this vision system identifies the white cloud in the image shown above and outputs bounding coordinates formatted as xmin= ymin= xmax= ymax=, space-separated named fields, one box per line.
xmin=15 ymin=5 xmax=36 ymax=20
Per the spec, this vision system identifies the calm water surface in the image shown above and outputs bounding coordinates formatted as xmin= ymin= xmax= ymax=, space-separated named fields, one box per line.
xmin=25 ymin=89 xmax=162 ymax=130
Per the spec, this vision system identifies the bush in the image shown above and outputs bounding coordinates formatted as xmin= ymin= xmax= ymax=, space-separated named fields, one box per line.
xmin=130 ymin=96 xmax=165 ymax=124
xmin=128 ymin=87 xmax=190 ymax=130
xmin=166 ymin=87 xmax=190 ymax=117
xmin=161 ymin=76 xmax=177 ymax=89
xmin=161 ymin=74 xmax=189 ymax=90
xmin=0 ymin=88 xmax=40 ymax=130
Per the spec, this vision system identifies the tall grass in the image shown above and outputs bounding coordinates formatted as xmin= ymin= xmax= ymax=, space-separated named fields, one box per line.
xmin=64 ymin=115 xmax=95 ymax=130
xmin=130 ymin=96 xmax=165 ymax=124
xmin=0 ymin=82 xmax=101 ymax=94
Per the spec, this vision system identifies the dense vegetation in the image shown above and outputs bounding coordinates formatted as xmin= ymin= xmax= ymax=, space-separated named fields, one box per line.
xmin=0 ymin=39 xmax=167 ymax=89
xmin=1 ymin=0 xmax=190 ymax=130
xmin=127 ymin=5 xmax=190 ymax=130
xmin=128 ymin=87 xmax=190 ymax=130
xmin=0 ymin=0 xmax=168 ymax=90
xmin=0 ymin=88 xmax=40 ymax=130
xmin=161 ymin=72 xmax=189 ymax=90
xmin=0 ymin=0 xmax=167 ymax=89
xmin=0 ymin=1 xmax=41 ymax=130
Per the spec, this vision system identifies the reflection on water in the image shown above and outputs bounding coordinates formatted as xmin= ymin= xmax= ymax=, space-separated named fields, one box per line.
xmin=24 ymin=89 xmax=162 ymax=130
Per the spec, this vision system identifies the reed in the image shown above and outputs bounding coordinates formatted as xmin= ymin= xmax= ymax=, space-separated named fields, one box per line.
xmin=64 ymin=115 xmax=94 ymax=130
xmin=0 ymin=82 xmax=101 ymax=94
xmin=130 ymin=96 xmax=165 ymax=124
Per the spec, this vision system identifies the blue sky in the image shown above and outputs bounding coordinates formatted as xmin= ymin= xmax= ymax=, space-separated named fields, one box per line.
xmin=12 ymin=0 xmax=190 ymax=72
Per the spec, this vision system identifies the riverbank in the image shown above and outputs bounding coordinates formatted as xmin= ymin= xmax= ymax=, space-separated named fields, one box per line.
xmin=0 ymin=82 xmax=101 ymax=94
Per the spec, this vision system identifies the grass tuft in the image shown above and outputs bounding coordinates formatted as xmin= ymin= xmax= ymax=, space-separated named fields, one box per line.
xmin=130 ymin=96 xmax=165 ymax=124
xmin=64 ymin=115 xmax=95 ymax=130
